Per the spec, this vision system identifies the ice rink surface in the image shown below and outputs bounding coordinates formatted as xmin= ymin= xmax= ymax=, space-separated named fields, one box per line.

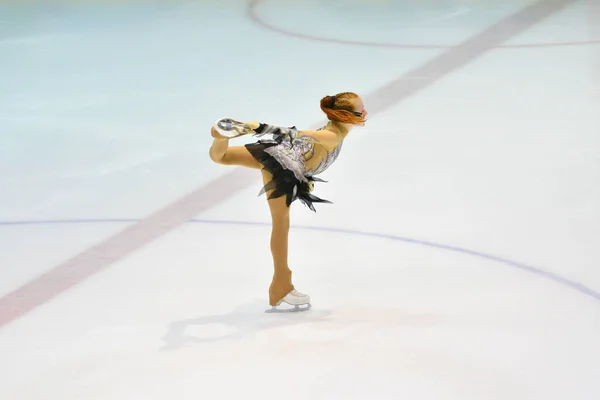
xmin=1 ymin=0 xmax=600 ymax=399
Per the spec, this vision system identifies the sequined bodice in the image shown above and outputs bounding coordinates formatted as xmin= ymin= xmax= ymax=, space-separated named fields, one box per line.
xmin=300 ymin=136 xmax=343 ymax=176
xmin=262 ymin=125 xmax=343 ymax=182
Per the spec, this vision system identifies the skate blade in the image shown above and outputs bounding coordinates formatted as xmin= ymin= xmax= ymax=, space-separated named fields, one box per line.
xmin=214 ymin=118 xmax=253 ymax=138
xmin=265 ymin=303 xmax=311 ymax=313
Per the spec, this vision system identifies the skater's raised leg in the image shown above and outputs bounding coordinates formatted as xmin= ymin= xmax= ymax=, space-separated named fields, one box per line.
xmin=209 ymin=127 xmax=262 ymax=169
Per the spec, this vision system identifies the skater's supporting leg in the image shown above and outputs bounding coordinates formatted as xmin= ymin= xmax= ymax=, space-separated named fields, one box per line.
xmin=209 ymin=128 xmax=262 ymax=169
xmin=261 ymin=169 xmax=294 ymax=306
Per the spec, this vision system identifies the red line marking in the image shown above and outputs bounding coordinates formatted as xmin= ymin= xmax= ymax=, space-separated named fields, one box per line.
xmin=0 ymin=168 xmax=257 ymax=327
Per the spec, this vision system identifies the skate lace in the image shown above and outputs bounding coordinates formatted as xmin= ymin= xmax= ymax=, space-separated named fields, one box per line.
xmin=291 ymin=289 xmax=306 ymax=297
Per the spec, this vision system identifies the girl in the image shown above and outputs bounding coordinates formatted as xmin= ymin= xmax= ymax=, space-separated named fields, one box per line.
xmin=209 ymin=92 xmax=367 ymax=312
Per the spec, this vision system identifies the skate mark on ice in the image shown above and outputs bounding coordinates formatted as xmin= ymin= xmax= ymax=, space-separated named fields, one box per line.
xmin=161 ymin=299 xmax=333 ymax=350
xmin=248 ymin=0 xmax=600 ymax=49
xmin=161 ymin=302 xmax=438 ymax=350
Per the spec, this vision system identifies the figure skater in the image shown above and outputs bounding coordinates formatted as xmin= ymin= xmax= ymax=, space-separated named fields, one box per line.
xmin=209 ymin=92 xmax=367 ymax=312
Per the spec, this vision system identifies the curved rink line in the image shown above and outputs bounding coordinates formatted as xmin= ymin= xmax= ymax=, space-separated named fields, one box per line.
xmin=247 ymin=0 xmax=600 ymax=49
xmin=2 ymin=217 xmax=599 ymax=303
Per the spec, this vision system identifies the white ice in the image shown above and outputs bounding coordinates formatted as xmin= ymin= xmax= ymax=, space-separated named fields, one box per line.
xmin=1 ymin=0 xmax=599 ymax=399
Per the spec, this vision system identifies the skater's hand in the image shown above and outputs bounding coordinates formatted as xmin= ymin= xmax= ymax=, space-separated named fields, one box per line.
xmin=245 ymin=120 xmax=261 ymax=130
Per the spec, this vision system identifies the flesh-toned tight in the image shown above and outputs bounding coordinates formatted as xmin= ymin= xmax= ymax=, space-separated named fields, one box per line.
xmin=209 ymin=137 xmax=294 ymax=306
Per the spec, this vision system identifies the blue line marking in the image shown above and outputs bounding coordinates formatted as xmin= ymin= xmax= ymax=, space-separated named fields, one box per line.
xmin=1 ymin=217 xmax=599 ymax=302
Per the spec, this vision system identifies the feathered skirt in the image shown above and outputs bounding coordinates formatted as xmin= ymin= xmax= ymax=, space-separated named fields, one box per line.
xmin=245 ymin=139 xmax=332 ymax=212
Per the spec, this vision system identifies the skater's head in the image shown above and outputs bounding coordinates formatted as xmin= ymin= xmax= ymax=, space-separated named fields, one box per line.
xmin=320 ymin=92 xmax=367 ymax=126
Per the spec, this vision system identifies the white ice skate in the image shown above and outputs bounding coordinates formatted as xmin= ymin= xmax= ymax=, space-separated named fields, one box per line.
xmin=212 ymin=118 xmax=257 ymax=138
xmin=265 ymin=289 xmax=311 ymax=313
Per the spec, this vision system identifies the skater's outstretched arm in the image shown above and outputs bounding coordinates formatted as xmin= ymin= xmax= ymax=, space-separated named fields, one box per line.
xmin=251 ymin=121 xmax=296 ymax=137
xmin=249 ymin=120 xmax=339 ymax=151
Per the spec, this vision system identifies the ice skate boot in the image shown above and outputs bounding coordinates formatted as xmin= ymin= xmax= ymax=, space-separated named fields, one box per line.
xmin=212 ymin=118 xmax=259 ymax=138
xmin=265 ymin=289 xmax=311 ymax=313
